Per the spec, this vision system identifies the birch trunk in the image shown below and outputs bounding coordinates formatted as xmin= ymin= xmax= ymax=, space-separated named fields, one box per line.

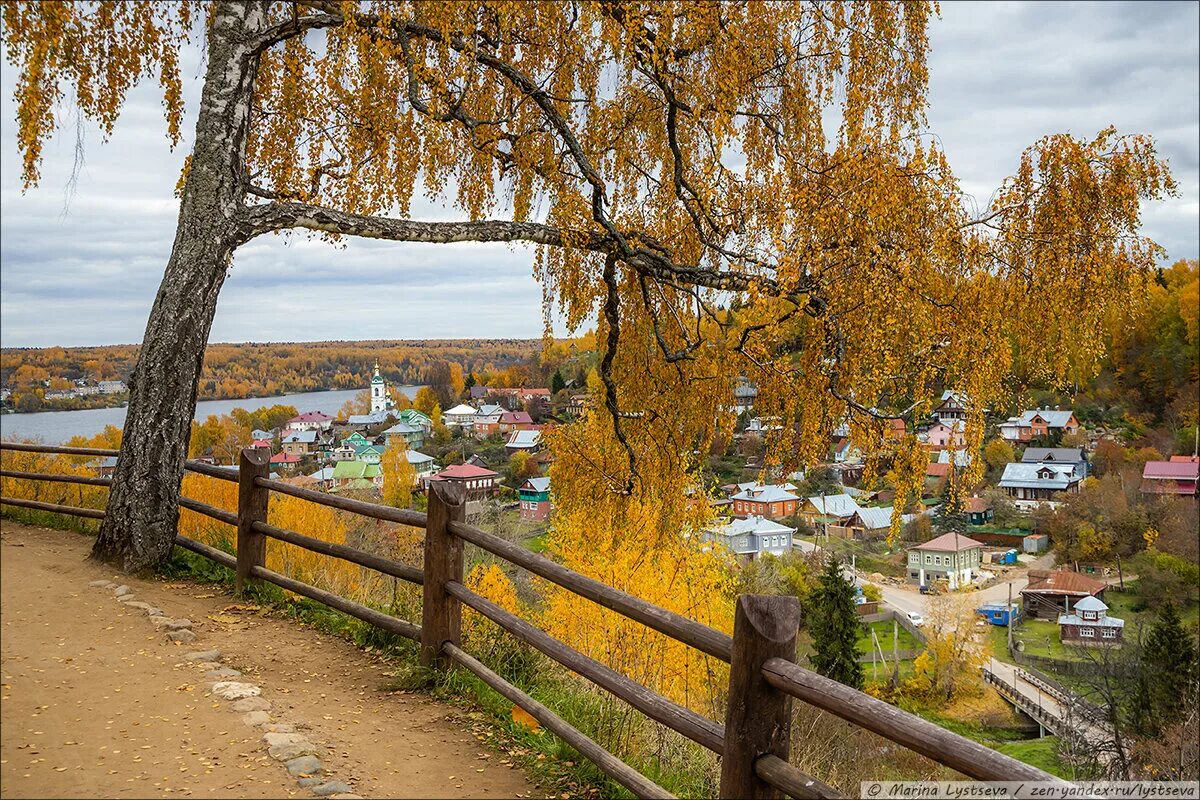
xmin=91 ymin=2 xmax=266 ymax=571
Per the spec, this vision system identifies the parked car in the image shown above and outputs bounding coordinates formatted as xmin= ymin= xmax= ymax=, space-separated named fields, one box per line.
xmin=919 ymin=583 xmax=939 ymax=595
xmin=906 ymin=611 xmax=925 ymax=627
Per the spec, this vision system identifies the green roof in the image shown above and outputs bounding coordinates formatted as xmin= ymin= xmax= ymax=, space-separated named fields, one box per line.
xmin=332 ymin=461 xmax=381 ymax=480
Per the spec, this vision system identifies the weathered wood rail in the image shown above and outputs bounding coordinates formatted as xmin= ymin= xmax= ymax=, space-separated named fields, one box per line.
xmin=0 ymin=441 xmax=1066 ymax=798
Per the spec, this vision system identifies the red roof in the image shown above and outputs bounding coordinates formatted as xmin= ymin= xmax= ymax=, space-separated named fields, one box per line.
xmin=251 ymin=439 xmax=272 ymax=449
xmin=431 ymin=463 xmax=499 ymax=480
xmin=926 ymin=462 xmax=952 ymax=478
xmin=1023 ymin=570 xmax=1106 ymax=597
xmin=914 ymin=532 xmax=984 ymax=553
xmin=1169 ymin=455 xmax=1200 ymax=464
xmin=1143 ymin=461 xmax=1200 ymax=480
xmin=500 ymin=411 xmax=533 ymax=425
xmin=289 ymin=411 xmax=333 ymax=423
xmin=270 ymin=452 xmax=301 ymax=464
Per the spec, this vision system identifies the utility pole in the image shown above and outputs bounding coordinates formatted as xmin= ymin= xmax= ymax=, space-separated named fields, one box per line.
xmin=1007 ymin=581 xmax=1013 ymax=653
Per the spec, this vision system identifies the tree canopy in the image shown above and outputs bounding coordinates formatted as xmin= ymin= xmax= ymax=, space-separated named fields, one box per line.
xmin=2 ymin=0 xmax=1178 ymax=553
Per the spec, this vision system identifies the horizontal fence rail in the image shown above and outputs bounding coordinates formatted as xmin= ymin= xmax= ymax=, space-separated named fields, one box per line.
xmin=0 ymin=440 xmax=1066 ymax=797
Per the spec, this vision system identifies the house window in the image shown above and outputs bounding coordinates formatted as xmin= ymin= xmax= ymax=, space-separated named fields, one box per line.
xmin=1102 ymin=628 xmax=1117 ymax=639
xmin=1080 ymin=627 xmax=1095 ymax=638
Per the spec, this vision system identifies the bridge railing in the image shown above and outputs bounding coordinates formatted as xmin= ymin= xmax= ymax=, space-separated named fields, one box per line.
xmin=0 ymin=441 xmax=1066 ymax=798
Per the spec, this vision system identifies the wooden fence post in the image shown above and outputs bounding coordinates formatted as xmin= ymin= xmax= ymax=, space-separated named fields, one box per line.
xmin=421 ymin=480 xmax=466 ymax=669
xmin=719 ymin=594 xmax=801 ymax=800
xmin=236 ymin=446 xmax=271 ymax=594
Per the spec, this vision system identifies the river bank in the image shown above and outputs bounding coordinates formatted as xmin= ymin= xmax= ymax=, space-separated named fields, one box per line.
xmin=0 ymin=386 xmax=423 ymax=444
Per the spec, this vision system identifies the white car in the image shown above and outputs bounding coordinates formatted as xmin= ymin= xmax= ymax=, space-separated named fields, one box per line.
xmin=906 ymin=611 xmax=926 ymax=627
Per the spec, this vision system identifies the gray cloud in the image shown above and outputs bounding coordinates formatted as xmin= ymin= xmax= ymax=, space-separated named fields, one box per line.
xmin=2 ymin=1 xmax=1196 ymax=348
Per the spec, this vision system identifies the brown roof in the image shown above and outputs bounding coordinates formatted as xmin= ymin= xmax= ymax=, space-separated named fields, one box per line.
xmin=913 ymin=532 xmax=984 ymax=553
xmin=926 ymin=462 xmax=952 ymax=478
xmin=1023 ymin=570 xmax=1106 ymax=597
xmin=964 ymin=496 xmax=991 ymax=513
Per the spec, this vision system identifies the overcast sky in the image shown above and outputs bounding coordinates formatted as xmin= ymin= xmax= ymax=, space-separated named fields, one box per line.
xmin=1 ymin=1 xmax=1197 ymax=349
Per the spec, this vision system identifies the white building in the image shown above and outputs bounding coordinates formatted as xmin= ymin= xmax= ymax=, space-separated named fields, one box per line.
xmin=443 ymin=403 xmax=478 ymax=428
xmin=703 ymin=516 xmax=795 ymax=560
xmin=370 ymin=363 xmax=396 ymax=414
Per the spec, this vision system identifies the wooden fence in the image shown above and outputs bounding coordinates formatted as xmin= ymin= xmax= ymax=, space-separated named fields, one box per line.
xmin=0 ymin=441 xmax=1065 ymax=798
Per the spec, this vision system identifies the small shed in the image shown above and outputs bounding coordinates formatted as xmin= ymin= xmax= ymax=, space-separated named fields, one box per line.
xmin=1022 ymin=534 xmax=1048 ymax=554
xmin=1059 ymin=595 xmax=1124 ymax=647
xmin=977 ymin=602 xmax=1020 ymax=626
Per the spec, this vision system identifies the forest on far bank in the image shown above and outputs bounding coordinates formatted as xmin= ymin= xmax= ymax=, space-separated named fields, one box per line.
xmin=0 ymin=337 xmax=598 ymax=410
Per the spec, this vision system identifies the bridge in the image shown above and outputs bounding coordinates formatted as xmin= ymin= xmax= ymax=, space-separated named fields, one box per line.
xmin=983 ymin=658 xmax=1112 ymax=750
xmin=0 ymin=440 xmax=1071 ymax=798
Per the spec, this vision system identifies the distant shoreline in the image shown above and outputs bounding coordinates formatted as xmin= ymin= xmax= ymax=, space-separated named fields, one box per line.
xmin=2 ymin=387 xmax=351 ymax=415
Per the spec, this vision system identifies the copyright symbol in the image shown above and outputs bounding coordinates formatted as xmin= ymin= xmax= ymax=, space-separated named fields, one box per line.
xmin=868 ymin=784 xmax=882 ymax=797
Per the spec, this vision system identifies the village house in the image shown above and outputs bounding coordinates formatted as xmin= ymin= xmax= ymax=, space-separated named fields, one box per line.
xmin=270 ymin=451 xmax=302 ymax=472
xmin=722 ymin=480 xmax=797 ymax=497
xmin=1058 ymin=595 xmax=1124 ymax=647
xmin=920 ymin=419 xmax=966 ymax=448
xmin=933 ymin=390 xmax=970 ymax=423
xmin=307 ymin=466 xmax=336 ymax=490
xmin=405 ymin=450 xmax=438 ymax=484
xmin=731 ymin=484 xmax=802 ymax=520
xmin=250 ymin=438 xmax=272 ymax=454
xmin=1140 ymin=459 xmax=1199 ymax=499
xmin=472 ymin=404 xmax=506 ymax=437
xmin=280 ymin=430 xmax=317 ymax=457
xmin=498 ymin=410 xmax=535 ymax=434
xmin=963 ymin=496 xmax=993 ymax=526
xmin=906 ymin=532 xmax=985 ymax=589
xmin=443 ymin=403 xmax=478 ymax=428
xmin=733 ymin=377 xmax=758 ymax=414
xmin=1020 ymin=570 xmax=1107 ymax=619
xmin=354 ymin=443 xmax=385 ymax=465
xmin=830 ymin=437 xmax=862 ymax=464
xmin=998 ymin=408 xmax=1080 ymax=443
xmin=285 ymin=411 xmax=334 ymax=432
xmin=1021 ymin=447 xmax=1089 ymax=479
xmin=567 ymin=394 xmax=590 ymax=416
xmin=799 ymin=493 xmax=861 ymax=526
xmin=382 ymin=421 xmax=425 ymax=449
xmin=395 ymin=408 xmax=432 ymax=433
xmin=98 ymin=380 xmax=127 ymax=394
xmin=518 ymin=477 xmax=552 ymax=521
xmin=998 ymin=461 xmax=1082 ymax=509
xmin=703 ymin=515 xmax=795 ymax=561
xmin=332 ymin=460 xmax=383 ymax=490
xmin=505 ymin=429 xmax=542 ymax=456
xmin=844 ymin=506 xmax=903 ymax=540
xmin=426 ymin=463 xmax=501 ymax=499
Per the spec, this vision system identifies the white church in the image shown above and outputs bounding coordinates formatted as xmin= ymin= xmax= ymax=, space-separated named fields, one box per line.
xmin=348 ymin=363 xmax=397 ymax=426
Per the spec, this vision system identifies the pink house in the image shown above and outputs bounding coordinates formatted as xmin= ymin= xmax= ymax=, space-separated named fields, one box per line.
xmin=921 ymin=420 xmax=965 ymax=448
xmin=1141 ymin=460 xmax=1199 ymax=498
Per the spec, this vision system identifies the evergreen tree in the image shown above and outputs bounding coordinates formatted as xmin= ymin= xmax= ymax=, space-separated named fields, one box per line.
xmin=1142 ymin=601 xmax=1200 ymax=731
xmin=807 ymin=558 xmax=864 ymax=689
xmin=551 ymin=369 xmax=566 ymax=395
xmin=465 ymin=372 xmax=476 ymax=391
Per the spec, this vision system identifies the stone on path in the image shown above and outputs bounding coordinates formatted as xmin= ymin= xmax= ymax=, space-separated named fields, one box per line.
xmin=269 ymin=741 xmax=321 ymax=761
xmin=89 ymin=579 xmax=112 ymax=588
xmin=205 ymin=667 xmax=242 ymax=680
xmin=167 ymin=629 xmax=198 ymax=644
xmin=285 ymin=755 xmax=323 ymax=776
xmin=113 ymin=585 xmax=131 ymax=596
xmin=184 ymin=650 xmax=221 ymax=662
xmin=329 ymin=794 xmax=363 ymax=799
xmin=242 ymin=710 xmax=271 ymax=726
xmin=151 ymin=616 xmax=175 ymax=629
xmin=262 ymin=722 xmax=295 ymax=733
xmin=212 ymin=681 xmax=261 ymax=700
xmin=164 ymin=618 xmax=193 ymax=630
xmin=231 ymin=696 xmax=270 ymax=712
xmin=116 ymin=594 xmax=138 ymax=603
xmin=145 ymin=607 xmax=164 ymax=617
xmin=123 ymin=601 xmax=152 ymax=611
xmin=312 ymin=781 xmax=353 ymax=797
xmin=297 ymin=777 xmax=323 ymax=788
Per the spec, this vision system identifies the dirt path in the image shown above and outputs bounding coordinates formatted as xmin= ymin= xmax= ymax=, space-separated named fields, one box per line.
xmin=0 ymin=522 xmax=538 ymax=799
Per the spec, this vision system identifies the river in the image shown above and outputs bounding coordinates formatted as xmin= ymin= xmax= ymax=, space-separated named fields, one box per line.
xmin=0 ymin=386 xmax=424 ymax=444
